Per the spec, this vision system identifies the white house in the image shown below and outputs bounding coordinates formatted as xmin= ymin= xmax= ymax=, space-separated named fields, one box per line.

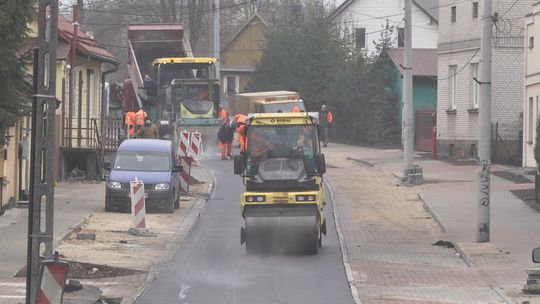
xmin=436 ymin=0 xmax=535 ymax=165
xmin=523 ymin=2 xmax=540 ymax=170
xmin=330 ymin=0 xmax=439 ymax=54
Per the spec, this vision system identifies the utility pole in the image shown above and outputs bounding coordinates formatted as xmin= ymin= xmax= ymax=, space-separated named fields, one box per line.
xmin=212 ymin=0 xmax=220 ymax=81
xmin=402 ymin=0 xmax=421 ymax=184
xmin=26 ymin=1 xmax=58 ymax=303
xmin=476 ymin=0 xmax=492 ymax=242
xmin=68 ymin=5 xmax=79 ymax=147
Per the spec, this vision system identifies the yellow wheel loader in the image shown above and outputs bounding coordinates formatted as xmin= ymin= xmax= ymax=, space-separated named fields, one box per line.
xmin=233 ymin=112 xmax=327 ymax=254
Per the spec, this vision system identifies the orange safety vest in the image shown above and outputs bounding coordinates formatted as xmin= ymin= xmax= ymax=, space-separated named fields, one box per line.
xmin=292 ymin=106 xmax=300 ymax=113
xmin=135 ymin=110 xmax=145 ymax=125
xmin=219 ymin=108 xmax=228 ymax=122
xmin=237 ymin=124 xmax=246 ymax=152
xmin=327 ymin=111 xmax=333 ymax=123
xmin=125 ymin=111 xmax=136 ymax=126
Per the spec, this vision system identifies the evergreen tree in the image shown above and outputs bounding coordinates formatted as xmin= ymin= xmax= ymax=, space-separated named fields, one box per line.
xmin=0 ymin=0 xmax=34 ymax=146
xmin=246 ymin=13 xmax=352 ymax=111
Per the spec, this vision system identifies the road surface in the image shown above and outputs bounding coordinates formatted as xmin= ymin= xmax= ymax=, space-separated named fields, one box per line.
xmin=137 ymin=159 xmax=354 ymax=304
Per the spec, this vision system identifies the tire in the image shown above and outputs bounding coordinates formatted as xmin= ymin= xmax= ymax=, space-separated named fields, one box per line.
xmin=163 ymin=196 xmax=174 ymax=214
xmin=174 ymin=191 xmax=180 ymax=209
xmin=105 ymin=195 xmax=114 ymax=212
xmin=105 ymin=201 xmax=114 ymax=212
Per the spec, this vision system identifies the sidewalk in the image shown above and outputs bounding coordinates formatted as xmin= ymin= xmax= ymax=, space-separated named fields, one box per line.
xmin=0 ymin=165 xmax=213 ymax=304
xmin=325 ymin=143 xmax=540 ymax=303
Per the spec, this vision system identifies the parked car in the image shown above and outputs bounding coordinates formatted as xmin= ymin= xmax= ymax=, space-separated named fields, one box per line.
xmin=104 ymin=139 xmax=182 ymax=213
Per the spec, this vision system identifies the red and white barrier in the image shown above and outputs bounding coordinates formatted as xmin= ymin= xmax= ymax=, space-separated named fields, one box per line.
xmin=130 ymin=180 xmax=146 ymax=229
xmin=189 ymin=131 xmax=202 ymax=160
xmin=179 ymin=156 xmax=193 ymax=193
xmin=36 ymin=260 xmax=69 ymax=304
xmin=178 ymin=130 xmax=190 ymax=158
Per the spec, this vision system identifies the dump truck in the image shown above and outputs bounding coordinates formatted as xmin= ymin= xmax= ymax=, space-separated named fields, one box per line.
xmin=125 ymin=24 xmax=221 ymax=150
xmin=231 ymin=91 xmax=306 ymax=115
xmin=233 ymin=112 xmax=327 ymax=254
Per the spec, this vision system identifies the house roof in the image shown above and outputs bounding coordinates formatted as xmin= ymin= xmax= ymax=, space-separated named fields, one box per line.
xmin=221 ymin=13 xmax=271 ymax=54
xmin=57 ymin=13 xmax=119 ymax=64
xmin=386 ymin=48 xmax=437 ymax=77
xmin=26 ymin=5 xmax=119 ymax=65
xmin=330 ymin=0 xmax=439 ymax=24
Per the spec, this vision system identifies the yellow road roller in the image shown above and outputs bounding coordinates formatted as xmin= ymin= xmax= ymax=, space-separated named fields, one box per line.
xmin=233 ymin=112 xmax=327 ymax=254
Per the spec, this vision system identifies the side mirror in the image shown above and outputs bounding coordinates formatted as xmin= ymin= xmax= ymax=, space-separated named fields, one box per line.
xmin=533 ymin=247 xmax=540 ymax=263
xmin=173 ymin=164 xmax=183 ymax=173
xmin=234 ymin=155 xmax=244 ymax=175
xmin=103 ymin=162 xmax=111 ymax=171
xmin=316 ymin=154 xmax=326 ymax=174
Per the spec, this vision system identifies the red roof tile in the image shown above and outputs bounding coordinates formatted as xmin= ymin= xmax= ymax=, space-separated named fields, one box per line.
xmin=30 ymin=4 xmax=118 ymax=64
xmin=386 ymin=48 xmax=438 ymax=77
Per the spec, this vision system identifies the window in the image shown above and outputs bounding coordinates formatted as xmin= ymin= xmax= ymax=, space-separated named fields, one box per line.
xmin=449 ymin=65 xmax=457 ymax=110
xmin=470 ymin=63 xmax=479 ymax=109
xmin=472 ymin=2 xmax=478 ymax=19
xmin=398 ymin=28 xmax=405 ymax=47
xmin=530 ymin=36 xmax=535 ymax=49
xmin=224 ymin=75 xmax=239 ymax=95
xmin=451 ymin=6 xmax=457 ymax=23
xmin=355 ymin=28 xmax=366 ymax=50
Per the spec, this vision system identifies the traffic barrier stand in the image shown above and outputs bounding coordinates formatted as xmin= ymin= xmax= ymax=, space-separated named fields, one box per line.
xmin=178 ymin=130 xmax=190 ymax=158
xmin=179 ymin=156 xmax=193 ymax=193
xmin=36 ymin=252 xmax=68 ymax=304
xmin=189 ymin=131 xmax=202 ymax=161
xmin=128 ymin=178 xmax=156 ymax=237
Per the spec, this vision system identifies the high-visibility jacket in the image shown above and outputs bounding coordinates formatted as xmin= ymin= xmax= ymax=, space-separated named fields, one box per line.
xmin=237 ymin=124 xmax=246 ymax=151
xmin=135 ymin=109 xmax=146 ymax=125
xmin=125 ymin=111 xmax=136 ymax=126
xmin=319 ymin=110 xmax=333 ymax=127
xmin=219 ymin=108 xmax=228 ymax=122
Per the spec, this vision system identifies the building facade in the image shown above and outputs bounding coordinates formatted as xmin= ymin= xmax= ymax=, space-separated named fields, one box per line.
xmin=221 ymin=13 xmax=271 ymax=95
xmin=0 ymin=5 xmax=119 ymax=209
xmin=436 ymin=0 xmax=534 ymax=165
xmin=523 ymin=2 xmax=540 ymax=170
xmin=330 ymin=0 xmax=439 ymax=55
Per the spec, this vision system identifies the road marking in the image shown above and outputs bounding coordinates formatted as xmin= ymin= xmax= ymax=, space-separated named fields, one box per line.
xmin=0 ymin=295 xmax=25 ymax=299
xmin=0 ymin=282 xmax=25 ymax=287
xmin=177 ymin=283 xmax=190 ymax=301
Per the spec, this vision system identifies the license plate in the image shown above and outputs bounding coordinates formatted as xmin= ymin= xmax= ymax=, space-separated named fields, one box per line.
xmin=129 ymin=193 xmax=149 ymax=198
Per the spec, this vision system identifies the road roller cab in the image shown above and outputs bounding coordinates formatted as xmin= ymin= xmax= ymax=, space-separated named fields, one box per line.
xmin=234 ymin=112 xmax=327 ymax=254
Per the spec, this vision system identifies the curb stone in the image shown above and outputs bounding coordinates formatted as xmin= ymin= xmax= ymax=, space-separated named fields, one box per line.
xmin=120 ymin=166 xmax=215 ymax=304
xmin=417 ymin=193 xmax=446 ymax=234
xmin=326 ymin=179 xmax=363 ymax=304
xmin=55 ymin=214 xmax=93 ymax=248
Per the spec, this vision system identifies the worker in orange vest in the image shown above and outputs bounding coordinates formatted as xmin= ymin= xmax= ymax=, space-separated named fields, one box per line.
xmin=124 ymin=111 xmax=136 ymax=138
xmin=319 ymin=104 xmax=333 ymax=147
xmin=292 ymin=106 xmax=300 ymax=113
xmin=234 ymin=114 xmax=247 ymax=152
xmin=249 ymin=129 xmax=274 ymax=163
xmin=135 ymin=109 xmax=147 ymax=126
xmin=219 ymin=106 xmax=228 ymax=124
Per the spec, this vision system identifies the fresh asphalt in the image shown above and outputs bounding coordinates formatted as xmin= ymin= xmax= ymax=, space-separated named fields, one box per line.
xmin=136 ymin=159 xmax=354 ymax=304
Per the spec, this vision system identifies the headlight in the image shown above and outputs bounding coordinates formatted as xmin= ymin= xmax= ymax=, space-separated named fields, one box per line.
xmin=245 ymin=195 xmax=265 ymax=202
xmin=107 ymin=182 xmax=122 ymax=189
xmin=296 ymin=195 xmax=316 ymax=202
xmin=155 ymin=183 xmax=170 ymax=190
